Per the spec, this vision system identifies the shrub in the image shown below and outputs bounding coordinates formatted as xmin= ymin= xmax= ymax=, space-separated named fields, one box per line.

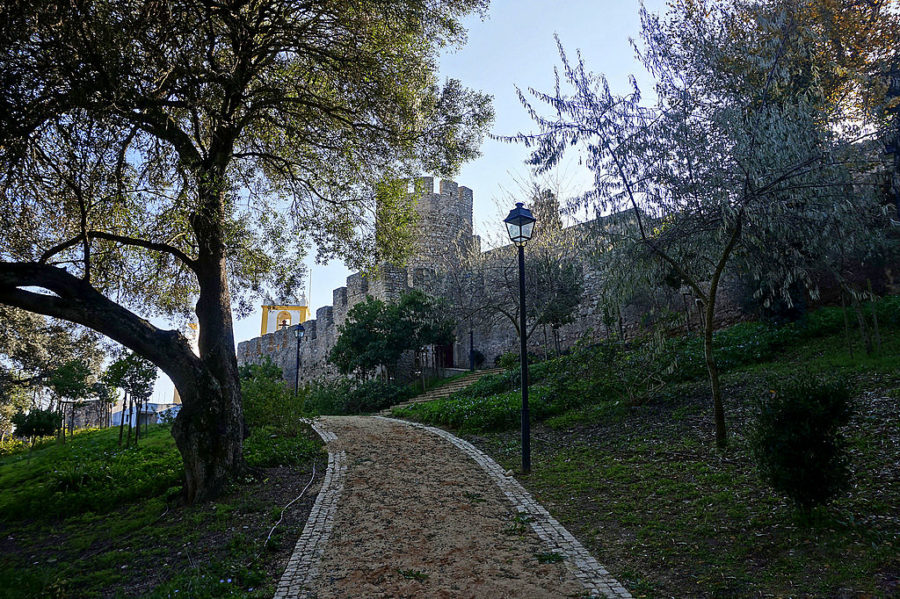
xmin=305 ymin=379 xmax=352 ymax=415
xmin=305 ymin=378 xmax=414 ymax=415
xmin=11 ymin=409 xmax=62 ymax=442
xmin=497 ymin=350 xmax=539 ymax=370
xmin=795 ymin=305 xmax=845 ymax=339
xmin=394 ymin=388 xmax=557 ymax=432
xmin=0 ymin=437 xmax=27 ymax=456
xmin=662 ymin=322 xmax=799 ymax=383
xmin=343 ymin=379 xmax=414 ymax=414
xmin=393 ymin=384 xmax=604 ymax=433
xmin=243 ymin=425 xmax=321 ymax=468
xmin=749 ymin=378 xmax=853 ymax=512
xmin=539 ymin=338 xmax=668 ymax=407
xmin=239 ymin=359 xmax=305 ymax=433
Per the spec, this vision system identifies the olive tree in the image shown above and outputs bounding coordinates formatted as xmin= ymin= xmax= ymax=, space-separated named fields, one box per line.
xmin=507 ymin=1 xmax=891 ymax=447
xmin=0 ymin=0 xmax=492 ymax=501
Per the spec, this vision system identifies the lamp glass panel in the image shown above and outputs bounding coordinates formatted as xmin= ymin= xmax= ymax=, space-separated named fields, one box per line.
xmin=506 ymin=221 xmax=520 ymax=241
xmin=521 ymin=221 xmax=534 ymax=240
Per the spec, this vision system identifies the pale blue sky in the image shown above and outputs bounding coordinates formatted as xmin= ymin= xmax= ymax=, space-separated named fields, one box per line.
xmin=153 ymin=0 xmax=666 ymax=401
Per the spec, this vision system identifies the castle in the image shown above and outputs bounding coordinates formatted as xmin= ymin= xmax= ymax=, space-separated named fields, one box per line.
xmin=235 ymin=177 xmax=748 ymax=385
xmin=236 ymin=178 xmax=485 ymax=384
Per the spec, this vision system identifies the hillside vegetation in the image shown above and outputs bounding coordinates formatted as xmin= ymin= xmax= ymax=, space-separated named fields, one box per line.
xmin=394 ymin=298 xmax=900 ymax=597
xmin=0 ymin=379 xmax=323 ymax=598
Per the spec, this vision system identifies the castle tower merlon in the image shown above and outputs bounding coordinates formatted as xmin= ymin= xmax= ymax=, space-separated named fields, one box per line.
xmin=440 ymin=179 xmax=458 ymax=197
xmin=346 ymin=273 xmax=368 ymax=301
xmin=333 ymin=286 xmax=349 ymax=328
xmin=371 ymin=263 xmax=410 ymax=303
xmin=316 ymin=306 xmax=334 ymax=328
xmin=458 ymin=185 xmax=473 ymax=209
xmin=333 ymin=286 xmax=348 ymax=308
xmin=302 ymin=318 xmax=317 ymax=340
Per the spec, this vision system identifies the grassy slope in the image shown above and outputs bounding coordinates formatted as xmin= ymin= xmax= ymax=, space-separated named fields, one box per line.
xmin=0 ymin=424 xmax=324 ymax=599
xmin=396 ymin=307 xmax=900 ymax=597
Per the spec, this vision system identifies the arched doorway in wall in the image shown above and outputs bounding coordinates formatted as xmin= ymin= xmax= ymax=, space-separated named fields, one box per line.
xmin=276 ymin=310 xmax=292 ymax=329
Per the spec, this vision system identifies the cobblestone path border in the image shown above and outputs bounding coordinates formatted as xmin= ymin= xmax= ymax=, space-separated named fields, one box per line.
xmin=273 ymin=420 xmax=345 ymax=599
xmin=378 ymin=416 xmax=633 ymax=599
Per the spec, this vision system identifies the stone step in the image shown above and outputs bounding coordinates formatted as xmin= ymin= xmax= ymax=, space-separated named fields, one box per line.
xmin=378 ymin=368 xmax=504 ymax=415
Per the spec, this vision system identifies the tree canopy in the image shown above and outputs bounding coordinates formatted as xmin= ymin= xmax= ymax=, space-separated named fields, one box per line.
xmin=104 ymin=352 xmax=157 ymax=405
xmin=507 ymin=0 xmax=896 ymax=447
xmin=329 ymin=290 xmax=455 ymax=379
xmin=0 ymin=0 xmax=493 ymax=502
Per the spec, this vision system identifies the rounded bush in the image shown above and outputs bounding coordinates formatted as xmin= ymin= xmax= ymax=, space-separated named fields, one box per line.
xmin=749 ymin=378 xmax=853 ymax=512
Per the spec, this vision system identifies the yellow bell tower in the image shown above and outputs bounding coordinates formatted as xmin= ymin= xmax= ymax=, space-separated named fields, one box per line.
xmin=260 ymin=303 xmax=310 ymax=335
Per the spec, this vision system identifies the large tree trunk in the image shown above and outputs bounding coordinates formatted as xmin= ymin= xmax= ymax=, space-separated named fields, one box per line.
xmin=170 ymin=178 xmax=245 ymax=504
xmin=170 ymin=365 xmax=244 ymax=503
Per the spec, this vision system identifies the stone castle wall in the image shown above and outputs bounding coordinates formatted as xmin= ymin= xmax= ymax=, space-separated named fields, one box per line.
xmin=236 ymin=178 xmax=749 ymax=382
xmin=237 ymin=178 xmax=478 ymax=383
xmin=407 ymin=177 xmax=476 ymax=272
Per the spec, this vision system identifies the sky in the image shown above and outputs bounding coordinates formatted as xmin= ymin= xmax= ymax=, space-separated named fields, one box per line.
xmin=152 ymin=0 xmax=667 ymax=402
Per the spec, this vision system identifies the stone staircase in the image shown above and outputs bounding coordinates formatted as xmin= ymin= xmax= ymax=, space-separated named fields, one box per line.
xmin=378 ymin=368 xmax=504 ymax=416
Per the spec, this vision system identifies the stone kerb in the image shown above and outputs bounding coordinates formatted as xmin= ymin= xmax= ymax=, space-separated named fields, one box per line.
xmin=273 ymin=420 xmax=346 ymax=599
xmin=376 ymin=417 xmax=633 ymax=599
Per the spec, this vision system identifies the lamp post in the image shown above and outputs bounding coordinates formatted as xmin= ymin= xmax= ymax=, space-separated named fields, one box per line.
xmin=503 ymin=201 xmax=536 ymax=474
xmin=293 ymin=323 xmax=305 ymax=395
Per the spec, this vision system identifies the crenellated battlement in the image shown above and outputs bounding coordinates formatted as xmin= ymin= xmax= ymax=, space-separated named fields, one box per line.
xmin=236 ymin=176 xmax=759 ymax=386
xmin=407 ymin=178 xmax=475 ymax=271
xmin=237 ymin=177 xmax=482 ymax=385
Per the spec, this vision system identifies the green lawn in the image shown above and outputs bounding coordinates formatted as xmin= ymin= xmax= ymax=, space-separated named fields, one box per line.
xmin=0 ymin=423 xmax=324 ymax=599
xmin=394 ymin=301 xmax=900 ymax=597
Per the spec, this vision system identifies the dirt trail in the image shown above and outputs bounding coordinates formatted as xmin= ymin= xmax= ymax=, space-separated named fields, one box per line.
xmin=308 ymin=415 xmax=586 ymax=598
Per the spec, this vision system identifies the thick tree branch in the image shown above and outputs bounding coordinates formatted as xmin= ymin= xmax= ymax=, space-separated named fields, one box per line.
xmin=90 ymin=232 xmax=199 ymax=271
xmin=0 ymin=262 xmax=201 ymax=386
xmin=39 ymin=232 xmax=199 ymax=273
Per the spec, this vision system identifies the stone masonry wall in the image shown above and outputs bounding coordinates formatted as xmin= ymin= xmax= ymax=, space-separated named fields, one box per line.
xmin=237 ymin=178 xmax=478 ymax=385
xmin=237 ymin=179 xmax=749 ymax=383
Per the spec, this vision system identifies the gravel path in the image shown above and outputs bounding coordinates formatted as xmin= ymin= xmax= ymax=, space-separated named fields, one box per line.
xmin=277 ymin=415 xmax=629 ymax=598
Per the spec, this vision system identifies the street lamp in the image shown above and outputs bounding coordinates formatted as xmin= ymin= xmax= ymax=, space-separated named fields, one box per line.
xmin=293 ymin=323 xmax=305 ymax=395
xmin=503 ymin=201 xmax=536 ymax=474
